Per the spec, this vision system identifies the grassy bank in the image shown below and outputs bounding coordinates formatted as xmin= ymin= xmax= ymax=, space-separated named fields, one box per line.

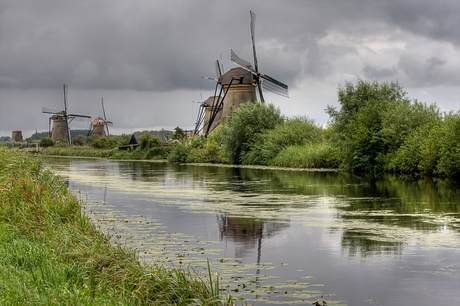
xmin=0 ymin=147 xmax=230 ymax=305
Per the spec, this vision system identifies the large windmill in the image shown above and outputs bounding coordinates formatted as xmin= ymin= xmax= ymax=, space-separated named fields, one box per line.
xmin=42 ymin=84 xmax=91 ymax=145
xmin=230 ymin=11 xmax=289 ymax=103
xmin=89 ymin=98 xmax=113 ymax=137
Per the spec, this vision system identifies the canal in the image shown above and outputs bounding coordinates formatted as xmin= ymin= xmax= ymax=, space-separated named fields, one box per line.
xmin=47 ymin=157 xmax=460 ymax=305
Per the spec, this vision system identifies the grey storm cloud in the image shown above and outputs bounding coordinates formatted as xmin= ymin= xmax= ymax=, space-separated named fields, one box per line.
xmin=1 ymin=0 xmax=459 ymax=137
xmin=363 ymin=64 xmax=398 ymax=80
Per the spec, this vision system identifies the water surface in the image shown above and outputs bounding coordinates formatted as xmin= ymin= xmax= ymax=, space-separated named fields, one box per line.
xmin=47 ymin=157 xmax=460 ymax=305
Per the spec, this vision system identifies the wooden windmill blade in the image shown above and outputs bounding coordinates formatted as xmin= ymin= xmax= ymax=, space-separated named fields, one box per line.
xmin=101 ymin=98 xmax=111 ymax=137
xmin=230 ymin=49 xmax=256 ymax=73
xmin=260 ymin=74 xmax=289 ymax=98
xmin=42 ymin=107 xmax=60 ymax=114
xmin=230 ymin=11 xmax=289 ymax=103
xmin=249 ymin=10 xmax=265 ymax=103
xmin=68 ymin=115 xmax=92 ymax=122
xmin=216 ymin=59 xmax=222 ymax=78
xmin=62 ymin=84 xmax=72 ymax=144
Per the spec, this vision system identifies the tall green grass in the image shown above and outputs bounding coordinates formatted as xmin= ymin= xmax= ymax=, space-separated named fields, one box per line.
xmin=272 ymin=143 xmax=341 ymax=169
xmin=42 ymin=146 xmax=118 ymax=158
xmin=0 ymin=147 xmax=230 ymax=305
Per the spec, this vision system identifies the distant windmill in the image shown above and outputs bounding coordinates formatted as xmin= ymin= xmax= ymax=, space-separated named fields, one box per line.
xmin=230 ymin=11 xmax=289 ymax=103
xmin=42 ymin=84 xmax=91 ymax=145
xmin=89 ymin=98 xmax=113 ymax=137
xmin=194 ymin=60 xmax=235 ymax=136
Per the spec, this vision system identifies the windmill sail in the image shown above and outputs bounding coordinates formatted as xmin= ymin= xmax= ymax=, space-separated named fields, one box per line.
xmin=231 ymin=49 xmax=255 ymax=73
xmin=216 ymin=60 xmax=222 ymax=78
xmin=230 ymin=11 xmax=289 ymax=102
xmin=231 ymin=49 xmax=289 ymax=98
xmin=261 ymin=75 xmax=289 ymax=98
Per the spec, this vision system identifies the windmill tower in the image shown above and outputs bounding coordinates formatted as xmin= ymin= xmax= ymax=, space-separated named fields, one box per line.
xmin=89 ymin=98 xmax=113 ymax=137
xmin=194 ymin=60 xmax=235 ymax=136
xmin=42 ymin=84 xmax=91 ymax=145
xmin=229 ymin=11 xmax=288 ymax=104
xmin=200 ymin=96 xmax=224 ymax=134
xmin=218 ymin=67 xmax=257 ymax=125
xmin=12 ymin=130 xmax=23 ymax=142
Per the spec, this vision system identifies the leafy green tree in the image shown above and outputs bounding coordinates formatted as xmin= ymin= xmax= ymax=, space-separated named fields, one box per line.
xmin=140 ymin=133 xmax=161 ymax=150
xmin=171 ymin=127 xmax=186 ymax=140
xmin=39 ymin=137 xmax=54 ymax=148
xmin=435 ymin=111 xmax=460 ymax=177
xmin=72 ymin=135 xmax=86 ymax=146
xmin=342 ymin=99 xmax=389 ymax=172
xmin=326 ymin=78 xmax=442 ymax=173
xmin=221 ymin=102 xmax=284 ymax=164
xmin=326 ymin=78 xmax=409 ymax=141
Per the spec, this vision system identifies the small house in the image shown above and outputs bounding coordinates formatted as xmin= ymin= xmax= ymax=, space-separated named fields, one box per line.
xmin=119 ymin=133 xmax=169 ymax=151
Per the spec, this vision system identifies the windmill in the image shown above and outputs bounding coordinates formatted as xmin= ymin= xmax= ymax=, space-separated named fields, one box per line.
xmin=193 ymin=81 xmax=235 ymax=136
xmin=230 ymin=11 xmax=289 ymax=103
xmin=89 ymin=98 xmax=113 ymax=137
xmin=194 ymin=60 xmax=235 ymax=136
xmin=42 ymin=84 xmax=91 ymax=145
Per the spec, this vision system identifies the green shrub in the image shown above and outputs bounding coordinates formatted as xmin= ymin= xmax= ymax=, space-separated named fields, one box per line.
xmin=221 ymin=102 xmax=284 ymax=164
xmin=272 ymin=143 xmax=341 ymax=168
xmin=90 ymin=136 xmax=118 ymax=149
xmin=342 ymin=99 xmax=388 ymax=172
xmin=72 ymin=134 xmax=86 ymax=146
xmin=167 ymin=142 xmax=191 ymax=163
xmin=39 ymin=137 xmax=54 ymax=148
xmin=435 ymin=111 xmax=460 ymax=177
xmin=140 ymin=134 xmax=162 ymax=150
xmin=144 ymin=146 xmax=167 ymax=159
xmin=241 ymin=116 xmax=323 ymax=165
xmin=0 ymin=141 xmax=25 ymax=149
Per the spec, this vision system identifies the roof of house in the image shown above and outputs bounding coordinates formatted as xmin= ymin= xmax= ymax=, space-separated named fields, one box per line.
xmin=129 ymin=133 xmax=169 ymax=146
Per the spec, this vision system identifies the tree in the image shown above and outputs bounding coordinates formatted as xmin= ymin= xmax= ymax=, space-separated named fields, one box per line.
xmin=39 ymin=137 xmax=54 ymax=148
xmin=221 ymin=102 xmax=284 ymax=164
xmin=326 ymin=78 xmax=409 ymax=140
xmin=171 ymin=127 xmax=186 ymax=140
xmin=327 ymin=78 xmax=441 ymax=173
xmin=140 ymin=133 xmax=161 ymax=150
xmin=241 ymin=116 xmax=323 ymax=165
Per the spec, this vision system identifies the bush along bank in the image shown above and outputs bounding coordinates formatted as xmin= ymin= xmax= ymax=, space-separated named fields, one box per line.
xmin=0 ymin=147 xmax=231 ymax=305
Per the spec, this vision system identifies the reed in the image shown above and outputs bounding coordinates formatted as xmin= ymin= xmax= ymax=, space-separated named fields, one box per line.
xmin=0 ymin=147 xmax=230 ymax=305
xmin=41 ymin=146 xmax=118 ymax=158
xmin=272 ymin=143 xmax=341 ymax=169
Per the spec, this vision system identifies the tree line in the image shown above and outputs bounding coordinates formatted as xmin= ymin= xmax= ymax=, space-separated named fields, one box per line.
xmin=167 ymin=78 xmax=459 ymax=178
xmin=9 ymin=78 xmax=458 ymax=178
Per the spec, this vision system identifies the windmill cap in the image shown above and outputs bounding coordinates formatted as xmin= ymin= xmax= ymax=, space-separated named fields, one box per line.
xmin=218 ymin=67 xmax=253 ymax=85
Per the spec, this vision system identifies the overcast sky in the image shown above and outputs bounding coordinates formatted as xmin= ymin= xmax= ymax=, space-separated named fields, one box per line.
xmin=1 ymin=0 xmax=459 ymax=138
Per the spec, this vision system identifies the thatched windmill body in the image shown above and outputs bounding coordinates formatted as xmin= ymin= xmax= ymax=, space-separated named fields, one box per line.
xmin=200 ymin=96 xmax=224 ymax=134
xmin=89 ymin=98 xmax=113 ymax=137
xmin=42 ymin=84 xmax=91 ymax=145
xmin=218 ymin=67 xmax=257 ymax=125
